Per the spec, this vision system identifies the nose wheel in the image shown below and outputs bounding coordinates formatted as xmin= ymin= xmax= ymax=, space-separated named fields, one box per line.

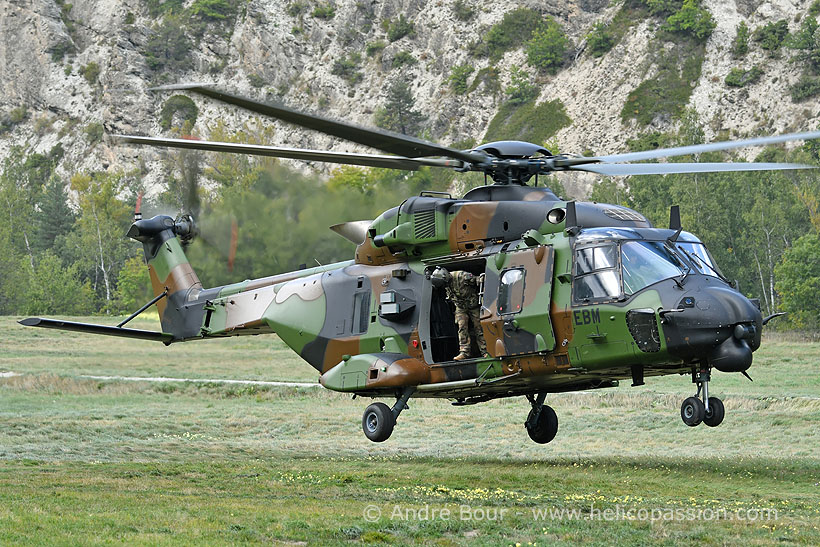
xmin=525 ymin=393 xmax=559 ymax=444
xmin=681 ymin=369 xmax=725 ymax=427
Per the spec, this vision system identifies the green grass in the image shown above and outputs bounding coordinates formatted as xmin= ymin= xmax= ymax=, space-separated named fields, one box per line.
xmin=1 ymin=317 xmax=820 ymax=544
xmin=484 ymin=98 xmax=571 ymax=145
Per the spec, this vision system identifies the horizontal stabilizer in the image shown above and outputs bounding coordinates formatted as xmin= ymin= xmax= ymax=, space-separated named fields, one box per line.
xmin=19 ymin=318 xmax=174 ymax=344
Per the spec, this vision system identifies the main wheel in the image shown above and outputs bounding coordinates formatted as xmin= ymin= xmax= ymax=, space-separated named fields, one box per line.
xmin=526 ymin=405 xmax=558 ymax=444
xmin=703 ymin=397 xmax=725 ymax=427
xmin=680 ymin=396 xmax=705 ymax=427
xmin=362 ymin=402 xmax=395 ymax=442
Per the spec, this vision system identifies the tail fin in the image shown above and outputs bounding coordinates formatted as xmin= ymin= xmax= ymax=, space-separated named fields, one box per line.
xmin=127 ymin=215 xmax=202 ymax=337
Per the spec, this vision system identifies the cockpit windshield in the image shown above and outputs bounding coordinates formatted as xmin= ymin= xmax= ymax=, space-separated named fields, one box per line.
xmin=572 ymin=234 xmax=722 ymax=302
xmin=621 ymin=241 xmax=687 ymax=295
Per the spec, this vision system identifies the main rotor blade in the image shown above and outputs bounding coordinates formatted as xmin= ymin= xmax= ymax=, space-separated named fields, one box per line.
xmin=591 ymin=130 xmax=820 ymax=164
xmin=150 ymin=84 xmax=487 ymax=164
xmin=573 ymin=162 xmax=816 ymax=176
xmin=114 ymin=135 xmax=464 ymax=171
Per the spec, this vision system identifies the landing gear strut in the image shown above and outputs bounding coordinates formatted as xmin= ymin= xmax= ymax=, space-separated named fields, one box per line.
xmin=680 ymin=368 xmax=725 ymax=427
xmin=525 ymin=393 xmax=558 ymax=444
xmin=362 ymin=387 xmax=415 ymax=442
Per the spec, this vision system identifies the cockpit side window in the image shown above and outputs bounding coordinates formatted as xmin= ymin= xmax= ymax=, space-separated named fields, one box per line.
xmin=573 ymin=243 xmax=622 ymax=303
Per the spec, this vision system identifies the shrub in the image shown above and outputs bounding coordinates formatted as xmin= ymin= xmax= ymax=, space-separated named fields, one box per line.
xmin=586 ymin=22 xmax=614 ymax=57
xmin=365 ymin=40 xmax=386 ymax=57
xmin=391 ymin=51 xmax=417 ymax=68
xmin=452 ymin=0 xmax=474 ymax=21
xmin=467 ymin=66 xmax=501 ymax=95
xmin=790 ymin=76 xmax=820 ymax=101
xmin=332 ymin=53 xmax=363 ymax=85
xmin=311 ymin=3 xmax=335 ymax=19
xmin=188 ymin=0 xmax=236 ymax=21
xmin=477 ymin=8 xmax=543 ymax=60
xmin=80 ymin=62 xmax=100 ymax=85
xmin=645 ymin=0 xmax=683 ymax=16
xmin=724 ymin=66 xmax=763 ymax=87
xmin=731 ymin=21 xmax=750 ymax=57
xmin=484 ymin=98 xmax=570 ymax=144
xmin=448 ymin=64 xmax=474 ymax=94
xmin=146 ymin=0 xmax=185 ymax=17
xmin=525 ymin=17 xmax=569 ymax=73
xmin=9 ymin=105 xmax=28 ymax=125
xmin=124 ymin=12 xmax=135 ymax=24
xmin=248 ymin=73 xmax=265 ymax=88
xmin=84 ymin=122 xmax=104 ymax=144
xmin=787 ymin=16 xmax=820 ymax=72
xmin=505 ymin=66 xmax=538 ymax=105
xmin=662 ymin=0 xmax=716 ymax=42
xmin=386 ymin=14 xmax=414 ymax=42
xmin=753 ymin=19 xmax=789 ymax=52
xmin=143 ymin=17 xmax=193 ymax=73
xmin=287 ymin=1 xmax=308 ymax=16
xmin=160 ymin=95 xmax=199 ymax=130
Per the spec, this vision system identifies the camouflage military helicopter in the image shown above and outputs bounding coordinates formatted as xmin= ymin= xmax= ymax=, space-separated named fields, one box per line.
xmin=21 ymin=84 xmax=819 ymax=443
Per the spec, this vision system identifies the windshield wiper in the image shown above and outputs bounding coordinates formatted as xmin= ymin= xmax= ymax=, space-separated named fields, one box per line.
xmin=676 ymin=245 xmax=731 ymax=284
xmin=662 ymin=241 xmax=691 ymax=288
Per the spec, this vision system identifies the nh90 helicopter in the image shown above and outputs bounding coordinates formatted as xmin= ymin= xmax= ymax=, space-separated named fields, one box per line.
xmin=21 ymin=84 xmax=819 ymax=443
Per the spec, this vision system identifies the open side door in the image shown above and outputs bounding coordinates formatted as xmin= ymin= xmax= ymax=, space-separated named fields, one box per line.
xmin=481 ymin=245 xmax=556 ymax=357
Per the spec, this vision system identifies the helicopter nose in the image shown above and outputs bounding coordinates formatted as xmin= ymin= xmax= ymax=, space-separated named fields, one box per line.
xmin=662 ymin=284 xmax=762 ymax=372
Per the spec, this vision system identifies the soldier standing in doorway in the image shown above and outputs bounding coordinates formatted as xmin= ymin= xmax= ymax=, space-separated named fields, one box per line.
xmin=430 ymin=267 xmax=488 ymax=361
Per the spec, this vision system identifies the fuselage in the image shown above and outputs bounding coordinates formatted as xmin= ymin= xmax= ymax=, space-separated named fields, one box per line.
xmin=153 ymin=186 xmax=761 ymax=401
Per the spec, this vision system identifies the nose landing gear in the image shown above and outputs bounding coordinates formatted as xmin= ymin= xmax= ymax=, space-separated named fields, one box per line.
xmin=680 ymin=368 xmax=725 ymax=427
xmin=525 ymin=393 xmax=559 ymax=444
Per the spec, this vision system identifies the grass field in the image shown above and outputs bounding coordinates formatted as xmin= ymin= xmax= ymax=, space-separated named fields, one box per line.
xmin=1 ymin=316 xmax=819 ymax=544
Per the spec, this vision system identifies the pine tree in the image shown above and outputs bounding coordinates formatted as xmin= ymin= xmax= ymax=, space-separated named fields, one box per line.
xmin=374 ymin=78 xmax=425 ymax=136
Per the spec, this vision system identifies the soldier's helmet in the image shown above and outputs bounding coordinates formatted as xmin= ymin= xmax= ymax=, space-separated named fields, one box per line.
xmin=430 ymin=266 xmax=450 ymax=288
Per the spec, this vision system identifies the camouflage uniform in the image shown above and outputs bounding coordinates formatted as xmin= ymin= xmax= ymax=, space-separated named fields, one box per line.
xmin=446 ymin=271 xmax=487 ymax=358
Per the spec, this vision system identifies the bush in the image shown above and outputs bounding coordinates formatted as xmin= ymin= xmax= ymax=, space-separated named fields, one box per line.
xmin=188 ymin=0 xmax=236 ymax=21
xmin=391 ymin=51 xmax=417 ymax=68
xmin=84 ymin=122 xmax=104 ymax=144
xmin=311 ymin=3 xmax=335 ymax=19
xmin=754 ymin=19 xmax=789 ymax=52
xmin=448 ymin=64 xmax=474 ymax=95
xmin=662 ymin=0 xmax=716 ymax=42
xmin=476 ymin=8 xmax=543 ymax=60
xmin=1 ymin=105 xmax=29 ymax=134
xmin=331 ymin=53 xmax=363 ymax=85
xmin=365 ymin=40 xmax=386 ymax=57
xmin=724 ymin=66 xmax=763 ymax=87
xmin=80 ymin=62 xmax=100 ymax=85
xmin=467 ymin=66 xmax=501 ymax=95
xmin=247 ymin=73 xmax=265 ymax=88
xmin=287 ymin=1 xmax=308 ymax=16
xmin=586 ymin=22 xmax=614 ymax=57
xmin=124 ymin=12 xmax=135 ymax=24
xmin=775 ymin=233 xmax=820 ymax=330
xmin=731 ymin=21 xmax=750 ymax=57
xmin=484 ymin=98 xmax=571 ymax=144
xmin=386 ymin=15 xmax=413 ymax=42
xmin=787 ymin=16 xmax=820 ymax=72
xmin=645 ymin=0 xmax=683 ymax=16
xmin=146 ymin=0 xmax=185 ymax=17
xmin=160 ymin=95 xmax=199 ymax=130
xmin=452 ymin=0 xmax=474 ymax=21
xmin=505 ymin=66 xmax=538 ymax=105
xmin=525 ymin=17 xmax=569 ymax=73
xmin=790 ymin=76 xmax=820 ymax=101
xmin=143 ymin=17 xmax=193 ymax=73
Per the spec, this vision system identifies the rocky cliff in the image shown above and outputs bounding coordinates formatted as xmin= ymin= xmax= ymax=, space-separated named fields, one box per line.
xmin=1 ymin=0 xmax=819 ymax=197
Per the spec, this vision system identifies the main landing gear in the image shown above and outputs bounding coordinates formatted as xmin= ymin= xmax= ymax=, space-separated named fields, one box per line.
xmin=525 ymin=393 xmax=559 ymax=444
xmin=362 ymin=387 xmax=415 ymax=442
xmin=680 ymin=368 xmax=725 ymax=427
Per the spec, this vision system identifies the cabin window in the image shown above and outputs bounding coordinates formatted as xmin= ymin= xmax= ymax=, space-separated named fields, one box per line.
xmin=621 ymin=241 xmax=686 ymax=295
xmin=352 ymin=291 xmax=370 ymax=334
xmin=498 ymin=268 xmax=525 ymax=314
xmin=573 ymin=243 xmax=621 ymax=303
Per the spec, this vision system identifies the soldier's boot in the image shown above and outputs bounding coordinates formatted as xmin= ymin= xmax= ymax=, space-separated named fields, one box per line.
xmin=453 ymin=351 xmax=471 ymax=361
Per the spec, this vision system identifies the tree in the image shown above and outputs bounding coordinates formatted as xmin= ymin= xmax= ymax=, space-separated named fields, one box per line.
xmin=33 ymin=176 xmax=76 ymax=254
xmin=69 ymin=172 xmax=134 ymax=310
xmin=374 ymin=78 xmax=425 ymax=136
xmin=775 ymin=233 xmax=820 ymax=329
xmin=525 ymin=17 xmax=569 ymax=73
xmin=21 ymin=251 xmax=95 ymax=315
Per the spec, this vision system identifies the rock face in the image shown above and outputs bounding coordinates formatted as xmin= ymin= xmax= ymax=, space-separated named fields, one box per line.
xmin=1 ymin=0 xmax=819 ymax=196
